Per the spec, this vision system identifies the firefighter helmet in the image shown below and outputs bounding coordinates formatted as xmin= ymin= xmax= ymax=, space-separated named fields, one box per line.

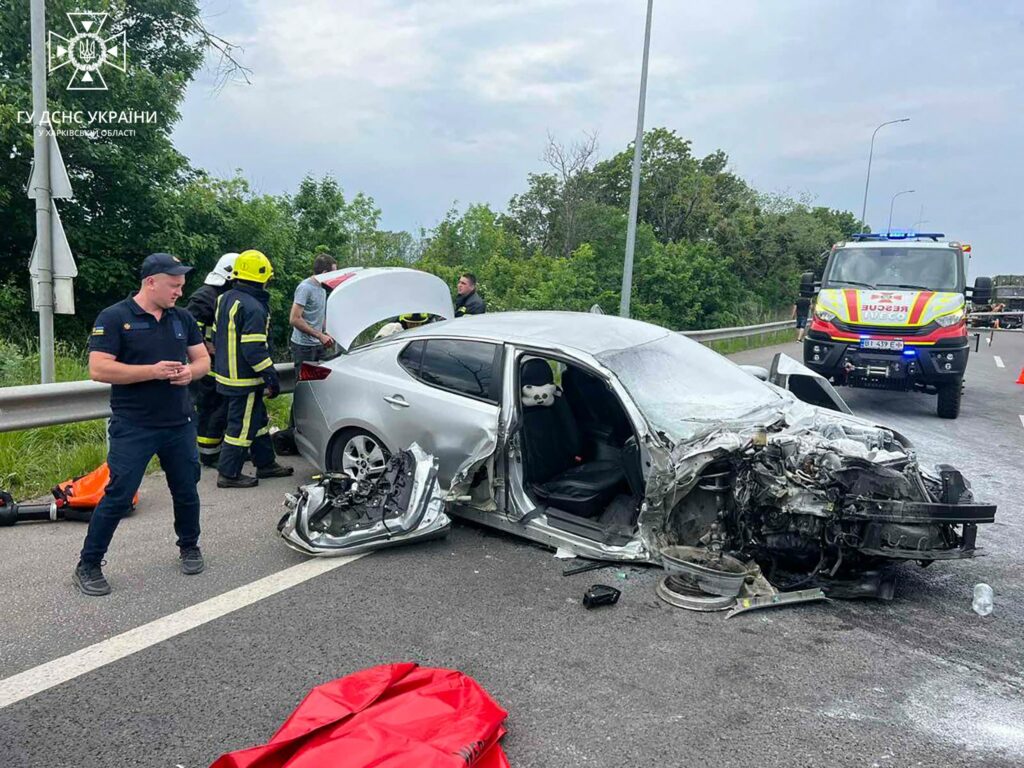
xmin=205 ymin=252 xmax=240 ymax=287
xmin=233 ymin=250 xmax=274 ymax=284
xmin=399 ymin=313 xmax=430 ymax=327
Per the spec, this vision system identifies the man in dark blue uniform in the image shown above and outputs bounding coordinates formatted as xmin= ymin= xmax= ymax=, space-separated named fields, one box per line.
xmin=75 ymin=253 xmax=211 ymax=596
xmin=213 ymin=249 xmax=294 ymax=488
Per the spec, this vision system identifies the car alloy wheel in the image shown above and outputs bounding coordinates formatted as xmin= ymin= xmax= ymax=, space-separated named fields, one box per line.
xmin=340 ymin=432 xmax=388 ymax=481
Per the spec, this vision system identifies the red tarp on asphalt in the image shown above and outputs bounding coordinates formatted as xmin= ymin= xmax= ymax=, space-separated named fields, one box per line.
xmin=210 ymin=663 xmax=510 ymax=768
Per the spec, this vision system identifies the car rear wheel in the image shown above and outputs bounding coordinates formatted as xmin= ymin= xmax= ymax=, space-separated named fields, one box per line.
xmin=937 ymin=379 xmax=962 ymax=419
xmin=329 ymin=428 xmax=391 ymax=481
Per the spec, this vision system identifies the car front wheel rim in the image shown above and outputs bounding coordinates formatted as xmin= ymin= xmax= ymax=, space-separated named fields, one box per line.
xmin=341 ymin=435 xmax=386 ymax=480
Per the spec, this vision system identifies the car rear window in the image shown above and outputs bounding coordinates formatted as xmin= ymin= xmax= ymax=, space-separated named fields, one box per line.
xmin=415 ymin=339 xmax=500 ymax=403
xmin=398 ymin=340 xmax=425 ymax=375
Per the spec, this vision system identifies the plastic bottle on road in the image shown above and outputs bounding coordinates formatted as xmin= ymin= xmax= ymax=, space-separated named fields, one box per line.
xmin=972 ymin=583 xmax=993 ymax=616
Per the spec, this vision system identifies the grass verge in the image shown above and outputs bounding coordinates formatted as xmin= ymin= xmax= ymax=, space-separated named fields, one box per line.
xmin=708 ymin=328 xmax=798 ymax=355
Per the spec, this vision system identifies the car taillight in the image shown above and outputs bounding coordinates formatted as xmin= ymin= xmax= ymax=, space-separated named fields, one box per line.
xmin=299 ymin=363 xmax=331 ymax=382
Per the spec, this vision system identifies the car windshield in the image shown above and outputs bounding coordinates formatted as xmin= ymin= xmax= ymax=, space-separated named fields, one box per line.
xmin=595 ymin=333 xmax=783 ymax=441
xmin=825 ymin=247 xmax=960 ymax=292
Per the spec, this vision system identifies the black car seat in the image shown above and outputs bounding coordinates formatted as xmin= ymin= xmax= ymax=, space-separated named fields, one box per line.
xmin=560 ymin=366 xmax=632 ymax=447
xmin=519 ymin=358 xmax=626 ymax=518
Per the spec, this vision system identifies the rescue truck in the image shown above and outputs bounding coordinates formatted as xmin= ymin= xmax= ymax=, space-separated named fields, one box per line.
xmin=800 ymin=232 xmax=992 ymax=419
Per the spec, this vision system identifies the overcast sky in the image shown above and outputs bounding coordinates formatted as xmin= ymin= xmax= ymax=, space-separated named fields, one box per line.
xmin=173 ymin=0 xmax=1024 ymax=276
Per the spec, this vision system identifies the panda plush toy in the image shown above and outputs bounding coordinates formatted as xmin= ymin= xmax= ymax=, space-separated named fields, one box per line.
xmin=520 ymin=358 xmax=560 ymax=408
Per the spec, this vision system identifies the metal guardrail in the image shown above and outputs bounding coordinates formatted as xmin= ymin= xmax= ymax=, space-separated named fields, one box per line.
xmin=0 ymin=318 xmax=791 ymax=434
xmin=682 ymin=320 xmax=791 ymax=343
xmin=0 ymin=364 xmax=295 ymax=434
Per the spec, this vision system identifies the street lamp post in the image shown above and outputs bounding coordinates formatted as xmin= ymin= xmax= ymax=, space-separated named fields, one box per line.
xmin=887 ymin=189 xmax=915 ymax=235
xmin=860 ymin=118 xmax=910 ymax=228
xmin=619 ymin=0 xmax=654 ymax=318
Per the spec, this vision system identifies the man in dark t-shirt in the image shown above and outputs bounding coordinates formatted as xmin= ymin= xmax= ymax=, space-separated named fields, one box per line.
xmin=74 ymin=253 xmax=210 ymax=596
xmin=793 ymin=296 xmax=812 ymax=341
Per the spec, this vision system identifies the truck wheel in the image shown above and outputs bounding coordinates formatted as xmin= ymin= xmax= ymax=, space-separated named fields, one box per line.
xmin=937 ymin=379 xmax=962 ymax=419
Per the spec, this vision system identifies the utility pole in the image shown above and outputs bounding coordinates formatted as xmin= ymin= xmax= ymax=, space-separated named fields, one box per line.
xmin=860 ymin=118 xmax=909 ymax=229
xmin=30 ymin=0 xmax=55 ymax=383
xmin=619 ymin=0 xmax=653 ymax=318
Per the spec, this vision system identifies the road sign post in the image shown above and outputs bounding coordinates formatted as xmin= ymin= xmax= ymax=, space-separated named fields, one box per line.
xmin=29 ymin=0 xmax=77 ymax=382
xmin=30 ymin=0 xmax=56 ymax=383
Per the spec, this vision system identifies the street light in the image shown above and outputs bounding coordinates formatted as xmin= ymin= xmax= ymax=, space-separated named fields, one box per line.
xmin=619 ymin=0 xmax=654 ymax=318
xmin=860 ymin=118 xmax=910 ymax=228
xmin=887 ymin=189 xmax=915 ymax=234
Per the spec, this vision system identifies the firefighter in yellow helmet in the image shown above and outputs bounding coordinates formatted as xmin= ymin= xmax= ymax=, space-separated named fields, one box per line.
xmin=212 ymin=250 xmax=293 ymax=488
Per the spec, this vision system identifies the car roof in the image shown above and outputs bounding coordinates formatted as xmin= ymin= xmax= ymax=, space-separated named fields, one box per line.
xmin=383 ymin=311 xmax=675 ymax=356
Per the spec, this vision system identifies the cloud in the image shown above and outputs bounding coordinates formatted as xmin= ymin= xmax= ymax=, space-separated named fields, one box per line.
xmin=174 ymin=0 xmax=1024 ymax=274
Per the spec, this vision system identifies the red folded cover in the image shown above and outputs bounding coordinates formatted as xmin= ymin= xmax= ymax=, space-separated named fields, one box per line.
xmin=210 ymin=663 xmax=510 ymax=768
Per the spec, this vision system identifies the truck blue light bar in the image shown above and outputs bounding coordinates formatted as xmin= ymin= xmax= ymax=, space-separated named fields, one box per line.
xmin=851 ymin=232 xmax=945 ymax=242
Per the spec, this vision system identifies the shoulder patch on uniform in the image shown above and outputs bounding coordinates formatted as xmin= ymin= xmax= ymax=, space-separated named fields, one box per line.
xmin=91 ymin=326 xmax=104 ymax=336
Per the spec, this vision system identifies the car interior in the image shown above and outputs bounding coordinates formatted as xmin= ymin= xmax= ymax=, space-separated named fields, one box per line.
xmin=516 ymin=356 xmax=644 ymax=546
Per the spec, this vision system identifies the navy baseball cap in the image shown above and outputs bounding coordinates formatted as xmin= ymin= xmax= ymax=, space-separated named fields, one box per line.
xmin=140 ymin=252 xmax=193 ymax=279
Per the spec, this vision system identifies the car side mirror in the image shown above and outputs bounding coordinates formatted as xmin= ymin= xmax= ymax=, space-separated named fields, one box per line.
xmin=799 ymin=271 xmax=818 ymax=299
xmin=971 ymin=276 xmax=992 ymax=304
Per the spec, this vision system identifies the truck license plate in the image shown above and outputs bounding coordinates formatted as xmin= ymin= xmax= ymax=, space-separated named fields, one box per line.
xmin=861 ymin=339 xmax=904 ymax=351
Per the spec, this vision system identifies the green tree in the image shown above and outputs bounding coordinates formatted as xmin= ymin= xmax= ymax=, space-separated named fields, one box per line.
xmin=0 ymin=0 xmax=239 ymax=341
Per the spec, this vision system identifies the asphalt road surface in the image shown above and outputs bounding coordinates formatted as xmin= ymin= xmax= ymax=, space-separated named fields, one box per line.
xmin=2 ymin=333 xmax=1022 ymax=767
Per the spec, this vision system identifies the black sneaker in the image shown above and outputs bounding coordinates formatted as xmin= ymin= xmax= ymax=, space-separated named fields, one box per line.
xmin=256 ymin=462 xmax=295 ymax=479
xmin=73 ymin=560 xmax=111 ymax=596
xmin=217 ymin=473 xmax=258 ymax=488
xmin=179 ymin=546 xmax=205 ymax=575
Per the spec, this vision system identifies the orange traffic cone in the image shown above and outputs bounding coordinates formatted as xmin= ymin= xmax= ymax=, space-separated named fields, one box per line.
xmin=1017 ymin=367 xmax=1024 ymax=385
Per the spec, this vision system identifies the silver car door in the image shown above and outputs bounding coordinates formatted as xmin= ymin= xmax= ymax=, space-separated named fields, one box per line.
xmin=769 ymin=352 xmax=852 ymax=414
xmin=381 ymin=338 xmax=502 ymax=489
xmin=279 ymin=443 xmax=451 ymax=557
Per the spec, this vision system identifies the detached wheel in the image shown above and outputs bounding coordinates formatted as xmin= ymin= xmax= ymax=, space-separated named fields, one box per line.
xmin=937 ymin=379 xmax=962 ymax=419
xmin=328 ymin=428 xmax=390 ymax=481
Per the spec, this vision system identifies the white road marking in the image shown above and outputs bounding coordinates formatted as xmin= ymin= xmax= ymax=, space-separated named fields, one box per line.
xmin=1020 ymin=415 xmax=1024 ymax=430
xmin=994 ymin=356 xmax=1005 ymax=368
xmin=0 ymin=554 xmax=364 ymax=709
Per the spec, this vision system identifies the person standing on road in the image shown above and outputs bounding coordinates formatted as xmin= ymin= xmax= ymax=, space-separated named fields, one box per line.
xmin=75 ymin=253 xmax=211 ymax=597
xmin=455 ymin=272 xmax=485 ymax=317
xmin=793 ymin=296 xmax=811 ymax=341
xmin=186 ymin=252 xmax=238 ymax=467
xmin=214 ymin=249 xmax=294 ymax=489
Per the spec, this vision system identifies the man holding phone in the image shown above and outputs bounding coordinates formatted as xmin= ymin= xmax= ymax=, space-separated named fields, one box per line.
xmin=74 ymin=253 xmax=210 ymax=596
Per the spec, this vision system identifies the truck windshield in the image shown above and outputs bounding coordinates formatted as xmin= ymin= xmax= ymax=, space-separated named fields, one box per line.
xmin=825 ymin=247 xmax=960 ymax=292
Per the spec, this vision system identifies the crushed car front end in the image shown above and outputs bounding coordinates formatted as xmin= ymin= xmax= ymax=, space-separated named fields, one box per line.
xmin=638 ymin=400 xmax=996 ymax=593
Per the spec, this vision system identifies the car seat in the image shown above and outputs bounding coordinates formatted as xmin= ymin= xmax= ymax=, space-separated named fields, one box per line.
xmin=519 ymin=358 xmax=626 ymax=518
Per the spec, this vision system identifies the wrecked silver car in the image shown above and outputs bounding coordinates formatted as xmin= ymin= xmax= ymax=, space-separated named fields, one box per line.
xmin=288 ymin=269 xmax=996 ymax=594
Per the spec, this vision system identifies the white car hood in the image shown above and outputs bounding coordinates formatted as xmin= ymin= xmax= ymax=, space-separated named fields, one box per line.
xmin=316 ymin=267 xmax=455 ymax=351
